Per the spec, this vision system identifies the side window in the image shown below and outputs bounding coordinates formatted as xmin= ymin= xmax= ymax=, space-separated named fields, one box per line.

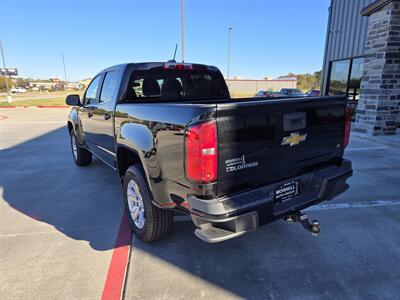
xmin=348 ymin=58 xmax=363 ymax=101
xmin=84 ymin=76 xmax=101 ymax=105
xmin=328 ymin=59 xmax=350 ymax=96
xmin=100 ymin=71 xmax=120 ymax=103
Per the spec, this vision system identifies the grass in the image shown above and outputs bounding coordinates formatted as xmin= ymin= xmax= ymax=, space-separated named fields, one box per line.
xmin=0 ymin=97 xmax=66 ymax=106
xmin=230 ymin=92 xmax=256 ymax=98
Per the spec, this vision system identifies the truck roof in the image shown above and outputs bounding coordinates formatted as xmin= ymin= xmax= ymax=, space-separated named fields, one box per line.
xmin=95 ymin=62 xmax=218 ymax=77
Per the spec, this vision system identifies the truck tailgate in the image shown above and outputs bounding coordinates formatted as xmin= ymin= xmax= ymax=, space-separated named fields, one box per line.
xmin=216 ymin=96 xmax=347 ymax=197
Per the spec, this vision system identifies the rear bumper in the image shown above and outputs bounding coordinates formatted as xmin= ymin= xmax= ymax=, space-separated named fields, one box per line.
xmin=188 ymin=159 xmax=353 ymax=243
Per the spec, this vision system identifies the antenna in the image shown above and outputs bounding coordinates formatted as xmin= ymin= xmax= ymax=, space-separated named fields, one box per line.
xmin=173 ymin=43 xmax=178 ymax=61
xmin=168 ymin=44 xmax=178 ymax=63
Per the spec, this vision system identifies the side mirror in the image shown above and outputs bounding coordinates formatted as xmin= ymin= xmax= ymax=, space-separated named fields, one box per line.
xmin=66 ymin=94 xmax=81 ymax=106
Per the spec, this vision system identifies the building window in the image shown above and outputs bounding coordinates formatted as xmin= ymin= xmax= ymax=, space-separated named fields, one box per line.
xmin=327 ymin=57 xmax=364 ymax=101
xmin=347 ymin=57 xmax=363 ymax=101
xmin=328 ymin=60 xmax=351 ymax=96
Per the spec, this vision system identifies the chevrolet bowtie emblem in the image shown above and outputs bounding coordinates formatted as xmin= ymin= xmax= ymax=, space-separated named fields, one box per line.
xmin=281 ymin=132 xmax=307 ymax=146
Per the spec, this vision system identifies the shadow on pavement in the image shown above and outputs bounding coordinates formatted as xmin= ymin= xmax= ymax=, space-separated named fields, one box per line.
xmin=0 ymin=126 xmax=125 ymax=251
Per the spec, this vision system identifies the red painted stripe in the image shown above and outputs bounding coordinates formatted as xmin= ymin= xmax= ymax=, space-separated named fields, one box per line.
xmin=180 ymin=201 xmax=189 ymax=208
xmin=101 ymin=212 xmax=132 ymax=300
xmin=37 ymin=105 xmax=69 ymax=108
xmin=159 ymin=202 xmax=177 ymax=208
xmin=0 ymin=106 xmax=17 ymax=108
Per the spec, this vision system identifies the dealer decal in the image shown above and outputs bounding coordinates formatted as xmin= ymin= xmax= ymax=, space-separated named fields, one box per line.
xmin=225 ymin=155 xmax=259 ymax=173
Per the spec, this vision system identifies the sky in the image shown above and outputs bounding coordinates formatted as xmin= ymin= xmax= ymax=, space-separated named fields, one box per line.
xmin=1 ymin=0 xmax=330 ymax=81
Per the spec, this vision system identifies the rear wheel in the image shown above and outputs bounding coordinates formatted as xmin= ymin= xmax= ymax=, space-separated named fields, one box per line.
xmin=123 ymin=165 xmax=173 ymax=242
xmin=69 ymin=130 xmax=92 ymax=166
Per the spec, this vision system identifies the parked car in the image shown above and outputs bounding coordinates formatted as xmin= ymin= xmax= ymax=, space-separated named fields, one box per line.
xmin=279 ymin=88 xmax=305 ymax=97
xmin=66 ymin=62 xmax=352 ymax=243
xmin=255 ymin=91 xmax=281 ymax=98
xmin=10 ymin=87 xmax=28 ymax=94
xmin=305 ymin=89 xmax=321 ymax=97
xmin=255 ymin=90 xmax=267 ymax=97
xmin=267 ymin=91 xmax=281 ymax=98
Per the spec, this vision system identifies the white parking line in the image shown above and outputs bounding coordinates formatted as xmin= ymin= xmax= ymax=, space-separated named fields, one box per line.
xmin=305 ymin=199 xmax=400 ymax=211
xmin=346 ymin=147 xmax=388 ymax=151
xmin=173 ymin=200 xmax=400 ymax=222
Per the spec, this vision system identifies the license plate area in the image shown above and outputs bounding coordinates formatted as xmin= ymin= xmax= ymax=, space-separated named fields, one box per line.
xmin=274 ymin=181 xmax=300 ymax=204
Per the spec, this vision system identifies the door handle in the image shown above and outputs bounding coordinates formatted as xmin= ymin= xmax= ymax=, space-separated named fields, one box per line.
xmin=88 ymin=112 xmax=93 ymax=118
xmin=284 ymin=112 xmax=306 ymax=131
xmin=104 ymin=113 xmax=111 ymax=120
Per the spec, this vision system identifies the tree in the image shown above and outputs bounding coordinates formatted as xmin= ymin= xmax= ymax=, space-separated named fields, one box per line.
xmin=16 ymin=77 xmax=29 ymax=88
xmin=314 ymin=70 xmax=322 ymax=82
xmin=0 ymin=77 xmax=13 ymax=92
xmin=278 ymin=72 xmax=297 ymax=78
xmin=278 ymin=71 xmax=322 ymax=91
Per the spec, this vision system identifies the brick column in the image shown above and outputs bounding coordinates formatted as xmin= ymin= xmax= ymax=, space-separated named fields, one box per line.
xmin=355 ymin=0 xmax=400 ymax=135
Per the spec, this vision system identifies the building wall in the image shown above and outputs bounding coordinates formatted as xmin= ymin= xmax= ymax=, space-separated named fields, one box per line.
xmin=227 ymin=79 xmax=297 ymax=97
xmin=321 ymin=0 xmax=376 ymax=94
xmin=355 ymin=0 xmax=400 ymax=135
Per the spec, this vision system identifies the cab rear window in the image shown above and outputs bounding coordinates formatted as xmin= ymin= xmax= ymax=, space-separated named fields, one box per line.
xmin=123 ymin=67 xmax=229 ymax=101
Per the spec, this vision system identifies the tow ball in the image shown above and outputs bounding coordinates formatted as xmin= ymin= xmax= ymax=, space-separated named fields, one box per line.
xmin=284 ymin=212 xmax=320 ymax=236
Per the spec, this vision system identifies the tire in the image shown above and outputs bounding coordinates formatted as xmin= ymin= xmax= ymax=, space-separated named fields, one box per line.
xmin=69 ymin=129 xmax=92 ymax=166
xmin=123 ymin=164 xmax=173 ymax=242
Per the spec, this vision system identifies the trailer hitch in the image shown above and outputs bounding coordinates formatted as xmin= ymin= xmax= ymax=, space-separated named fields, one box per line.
xmin=284 ymin=212 xmax=320 ymax=236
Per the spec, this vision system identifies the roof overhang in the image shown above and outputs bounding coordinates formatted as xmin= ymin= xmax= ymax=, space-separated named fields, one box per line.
xmin=361 ymin=0 xmax=398 ymax=16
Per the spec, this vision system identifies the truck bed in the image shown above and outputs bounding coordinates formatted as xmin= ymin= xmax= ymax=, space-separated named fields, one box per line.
xmin=115 ymin=95 xmax=347 ymax=201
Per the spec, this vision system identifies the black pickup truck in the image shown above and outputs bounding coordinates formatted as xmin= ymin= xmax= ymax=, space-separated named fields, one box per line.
xmin=66 ymin=62 xmax=352 ymax=243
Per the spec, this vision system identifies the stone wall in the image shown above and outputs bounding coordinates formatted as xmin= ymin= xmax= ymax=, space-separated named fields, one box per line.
xmin=355 ymin=0 xmax=400 ymax=135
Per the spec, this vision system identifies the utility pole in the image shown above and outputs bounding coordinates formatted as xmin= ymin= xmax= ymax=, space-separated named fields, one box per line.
xmin=0 ymin=35 xmax=12 ymax=103
xmin=227 ymin=27 xmax=232 ymax=84
xmin=60 ymin=52 xmax=67 ymax=91
xmin=181 ymin=0 xmax=185 ymax=62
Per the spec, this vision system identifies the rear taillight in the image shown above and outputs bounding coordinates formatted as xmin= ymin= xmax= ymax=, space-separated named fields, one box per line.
xmin=343 ymin=108 xmax=351 ymax=148
xmin=185 ymin=121 xmax=218 ymax=183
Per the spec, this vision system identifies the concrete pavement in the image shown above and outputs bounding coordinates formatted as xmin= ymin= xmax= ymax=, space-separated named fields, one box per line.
xmin=124 ymin=133 xmax=400 ymax=299
xmin=0 ymin=108 xmax=124 ymax=299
